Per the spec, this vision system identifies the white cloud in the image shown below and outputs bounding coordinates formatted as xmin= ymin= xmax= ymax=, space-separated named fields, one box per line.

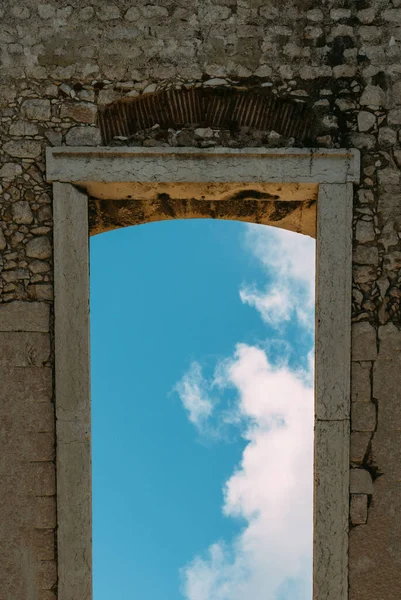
xmin=177 ymin=224 xmax=315 ymax=599
xmin=181 ymin=344 xmax=314 ymax=600
xmin=174 ymin=361 xmax=214 ymax=428
xmin=240 ymin=226 xmax=315 ymax=328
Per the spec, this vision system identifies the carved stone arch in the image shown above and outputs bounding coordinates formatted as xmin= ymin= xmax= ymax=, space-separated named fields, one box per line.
xmin=98 ymin=85 xmax=315 ymax=144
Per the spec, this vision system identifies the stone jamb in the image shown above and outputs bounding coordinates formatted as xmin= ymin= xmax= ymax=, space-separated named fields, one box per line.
xmin=47 ymin=147 xmax=358 ymax=600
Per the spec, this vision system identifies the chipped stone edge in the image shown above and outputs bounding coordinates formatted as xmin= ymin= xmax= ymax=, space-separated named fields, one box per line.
xmin=50 ymin=149 xmax=355 ymax=600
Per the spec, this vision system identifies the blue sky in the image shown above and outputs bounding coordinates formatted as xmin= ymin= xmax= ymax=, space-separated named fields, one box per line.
xmin=90 ymin=219 xmax=315 ymax=600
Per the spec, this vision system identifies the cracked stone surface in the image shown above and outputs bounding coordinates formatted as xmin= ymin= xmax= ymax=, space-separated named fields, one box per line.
xmin=1 ymin=0 xmax=401 ymax=597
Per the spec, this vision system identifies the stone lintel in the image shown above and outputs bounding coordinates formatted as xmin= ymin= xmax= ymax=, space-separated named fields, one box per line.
xmin=46 ymin=146 xmax=360 ymax=185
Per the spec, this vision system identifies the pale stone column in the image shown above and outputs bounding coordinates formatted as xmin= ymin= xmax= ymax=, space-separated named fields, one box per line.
xmin=314 ymin=183 xmax=353 ymax=600
xmin=53 ymin=182 xmax=92 ymax=600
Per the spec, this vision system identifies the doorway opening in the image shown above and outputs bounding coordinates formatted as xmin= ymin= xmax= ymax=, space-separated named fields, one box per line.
xmin=90 ymin=219 xmax=315 ymax=600
xmin=47 ymin=146 xmax=357 ymax=600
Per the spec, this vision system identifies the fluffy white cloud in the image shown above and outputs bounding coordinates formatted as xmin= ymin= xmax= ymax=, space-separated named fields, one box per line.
xmin=174 ymin=361 xmax=214 ymax=428
xmin=177 ymin=225 xmax=315 ymax=599
xmin=240 ymin=225 xmax=315 ymax=328
xmin=181 ymin=344 xmax=314 ymax=600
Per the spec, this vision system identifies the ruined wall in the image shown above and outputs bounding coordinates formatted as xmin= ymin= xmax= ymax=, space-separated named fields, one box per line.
xmin=1 ymin=0 xmax=401 ymax=598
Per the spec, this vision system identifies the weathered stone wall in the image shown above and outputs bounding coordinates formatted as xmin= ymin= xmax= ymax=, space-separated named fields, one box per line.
xmin=1 ymin=0 xmax=401 ymax=598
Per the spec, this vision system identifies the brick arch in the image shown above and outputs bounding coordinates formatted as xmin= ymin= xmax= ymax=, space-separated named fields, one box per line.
xmin=98 ymin=85 xmax=315 ymax=144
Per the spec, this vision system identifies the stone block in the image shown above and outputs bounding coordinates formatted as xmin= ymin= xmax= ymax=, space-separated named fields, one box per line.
xmin=331 ymin=8 xmax=351 ymax=19
xmin=29 ymin=261 xmax=50 ymax=275
xmin=355 ymin=219 xmax=375 ymax=243
xmin=360 ymin=85 xmax=386 ymax=106
xmin=34 ymin=497 xmax=56 ymax=529
xmin=0 ymin=162 xmax=23 ymax=179
xmin=37 ymin=4 xmax=56 ymax=19
xmin=379 ymin=223 xmax=400 ymax=252
xmin=36 ymin=560 xmax=57 ymax=590
xmin=31 ymin=529 xmax=55 ymax=561
xmin=60 ymin=102 xmax=97 ymax=124
xmin=358 ymin=111 xmax=375 ymax=132
xmin=97 ymin=89 xmax=118 ymax=106
xmin=378 ymin=192 xmax=401 ymax=222
xmin=378 ymin=168 xmax=401 ymax=187
xmin=2 ymin=269 xmax=30 ymax=283
xmin=388 ymin=107 xmax=401 ymax=125
xmin=372 ymin=430 xmax=401 ymax=480
xmin=349 ymin=478 xmax=401 ymax=599
xmin=27 ymin=284 xmax=54 ymax=301
xmin=350 ymin=468 xmax=373 ymax=494
xmin=378 ymin=126 xmax=397 ymax=147
xmin=383 ymin=8 xmax=401 ymax=21
xmin=351 ymin=361 xmax=372 ymax=403
xmin=124 ymin=7 xmax=140 ymax=21
xmin=0 ymin=301 xmax=49 ymax=332
xmin=0 ymin=333 xmax=50 ymax=366
xmin=3 ymin=140 xmax=42 ymax=158
xmin=9 ymin=120 xmax=38 ymax=136
xmin=378 ymin=322 xmax=401 ymax=358
xmin=353 ymin=245 xmax=379 ymax=265
xmin=11 ymin=6 xmax=30 ymax=18
xmin=29 ymin=432 xmax=55 ymax=462
xmin=334 ymin=65 xmax=357 ymax=78
xmin=353 ymin=264 xmax=377 ymax=284
xmin=0 ymin=398 xmax=54 ymax=440
xmin=30 ymin=462 xmax=56 ymax=497
xmin=44 ymin=129 xmax=63 ymax=146
xmin=11 ymin=200 xmax=33 ymax=224
xmin=2 ymin=427 xmax=54 ymax=463
xmin=383 ymin=250 xmax=401 ymax=273
xmin=351 ymin=402 xmax=376 ymax=432
xmin=78 ymin=6 xmax=94 ymax=20
xmin=0 ymin=366 xmax=52 ymax=402
xmin=24 ymin=402 xmax=54 ymax=433
xmin=97 ymin=5 xmax=121 ymax=20
xmin=389 ymin=80 xmax=401 ymax=107
xmin=357 ymin=189 xmax=374 ymax=205
xmin=26 ymin=236 xmax=52 ymax=259
xmin=21 ymin=99 xmax=51 ymax=121
xmin=65 ymin=126 xmax=102 ymax=146
xmin=358 ymin=26 xmax=381 ymax=42
xmin=350 ymin=494 xmax=368 ymax=525
xmin=352 ymin=322 xmax=377 ymax=361
xmin=314 ymin=419 xmax=349 ymax=597
xmin=374 ymin=359 xmax=401 ymax=429
xmin=350 ymin=432 xmax=371 ymax=463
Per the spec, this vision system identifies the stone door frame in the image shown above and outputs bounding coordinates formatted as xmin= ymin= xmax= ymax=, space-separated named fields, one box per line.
xmin=46 ymin=147 xmax=359 ymax=600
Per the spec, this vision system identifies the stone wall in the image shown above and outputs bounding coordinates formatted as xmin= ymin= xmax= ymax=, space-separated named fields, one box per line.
xmin=1 ymin=0 xmax=401 ymax=598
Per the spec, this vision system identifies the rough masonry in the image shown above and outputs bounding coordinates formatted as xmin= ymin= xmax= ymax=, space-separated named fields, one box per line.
xmin=1 ymin=0 xmax=401 ymax=598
